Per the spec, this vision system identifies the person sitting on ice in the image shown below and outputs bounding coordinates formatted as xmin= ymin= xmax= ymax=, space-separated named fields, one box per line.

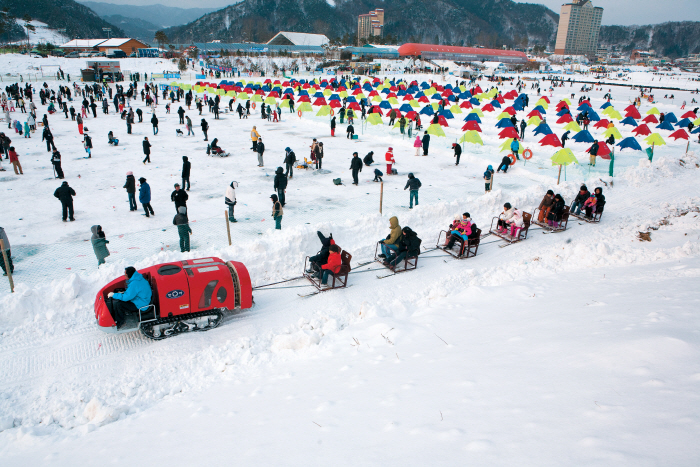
xmin=108 ymin=131 xmax=119 ymax=146
xmin=504 ymin=208 xmax=524 ymax=238
xmin=591 ymin=187 xmax=605 ymax=217
xmin=307 ymin=231 xmax=334 ymax=277
xmin=546 ymin=194 xmax=566 ymax=227
xmin=209 ymin=138 xmax=223 ymax=155
xmin=107 ymin=266 xmax=152 ymax=329
xmin=570 ymin=185 xmax=589 ymax=215
xmin=320 ymin=244 xmax=343 ymax=287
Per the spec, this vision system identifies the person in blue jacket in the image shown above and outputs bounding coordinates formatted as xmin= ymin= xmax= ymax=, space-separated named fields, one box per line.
xmin=510 ymin=139 xmax=520 ymax=160
xmin=107 ymin=266 xmax=152 ymax=329
xmin=139 ymin=177 xmax=154 ymax=217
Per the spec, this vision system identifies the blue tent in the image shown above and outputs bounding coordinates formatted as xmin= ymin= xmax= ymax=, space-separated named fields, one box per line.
xmin=464 ymin=114 xmax=482 ymax=123
xmin=399 ymin=103 xmax=413 ymax=113
xmin=458 ymin=92 xmax=472 ymax=99
xmin=397 ymin=90 xmax=407 ymax=96
xmin=692 ymin=127 xmax=700 ymax=134
xmin=556 ymin=108 xmax=570 ymax=117
xmin=490 ymin=99 xmax=502 ymax=108
xmin=439 ymin=109 xmax=454 ymax=119
xmin=656 ymin=121 xmax=674 ymax=131
xmin=406 ymin=85 xmax=420 ymax=94
xmin=675 ymin=118 xmax=691 ymax=127
xmin=414 ymin=91 xmax=426 ymax=98
xmin=577 ymin=103 xmax=591 ymax=112
xmin=512 ymin=100 xmax=524 ymax=111
xmin=444 ymin=84 xmax=453 ymax=90
xmin=419 ymin=106 xmax=434 ymax=116
xmin=446 ymin=95 xmax=456 ymax=102
xmin=283 ymin=88 xmax=294 ymax=95
xmin=572 ymin=130 xmax=595 ymax=143
xmin=420 ymin=82 xmax=430 ymax=89
xmin=298 ymin=90 xmax=309 ymax=96
xmin=381 ymin=88 xmax=391 ymax=94
xmin=533 ymin=105 xmax=546 ymax=114
xmin=620 ymin=116 xmax=638 ymax=127
xmin=329 ymin=94 xmax=341 ymax=101
xmin=664 ymin=112 xmax=677 ymax=123
xmin=587 ymin=110 xmax=601 ymax=121
xmin=313 ymin=91 xmax=324 ymax=98
xmin=469 ymin=97 xmax=480 ymax=106
xmin=379 ymin=100 xmax=393 ymax=110
xmin=617 ymin=137 xmax=642 ymax=151
xmin=600 ymin=102 xmax=612 ymax=109
xmin=346 ymin=96 xmax=357 ymax=103
xmin=363 ymin=83 xmax=373 ymax=91
xmin=495 ymin=118 xmax=515 ymax=128
xmin=430 ymin=93 xmax=442 ymax=100
xmin=533 ymin=123 xmax=553 ymax=136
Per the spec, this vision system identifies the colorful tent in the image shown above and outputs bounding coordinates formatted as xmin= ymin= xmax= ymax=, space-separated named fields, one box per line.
xmin=572 ymin=130 xmax=595 ymax=143
xmin=533 ymin=123 xmax=553 ymax=136
xmin=498 ymin=127 xmax=519 ymax=140
xmin=617 ymin=137 xmax=643 ymax=151
xmin=551 ymin=148 xmax=578 ymax=184
xmin=602 ymin=127 xmax=622 ymax=140
xmin=539 ymin=133 xmax=562 ymax=148
xmin=669 ymin=129 xmax=689 ymax=140
xmin=563 ymin=121 xmax=582 ymax=132
xmin=644 ymin=133 xmax=666 ymax=146
xmin=632 ymin=124 xmax=651 ymax=136
xmin=426 ymin=123 xmax=446 ymax=137
xmin=459 ymin=130 xmax=483 ymax=145
xmin=366 ymin=113 xmax=383 ymax=125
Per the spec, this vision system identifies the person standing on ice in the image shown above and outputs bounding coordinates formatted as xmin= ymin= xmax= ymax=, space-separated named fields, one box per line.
xmin=42 ymin=126 xmax=56 ymax=152
xmin=54 ymin=181 xmax=76 ymax=222
xmin=177 ymin=106 xmax=185 ymax=124
xmin=150 ymin=113 xmax=158 ymax=135
xmin=107 ymin=266 xmax=152 ymax=329
xmin=483 ymin=165 xmax=494 ymax=192
xmin=349 ymin=152 xmax=363 ymax=185
xmin=404 ymin=173 xmax=421 ymax=209
xmin=346 ymin=123 xmax=354 ymax=139
xmin=201 ymin=118 xmax=209 ymax=141
xmin=123 ymin=171 xmax=137 ymax=211
xmin=173 ymin=206 xmax=192 ymax=253
xmin=50 ymin=148 xmax=64 ymax=179
xmin=421 ymin=131 xmax=430 ymax=156
xmin=250 ymin=126 xmax=260 ymax=151
xmin=185 ymin=116 xmax=194 ymax=136
xmin=142 ymin=137 xmax=151 ymax=164
xmin=90 ymin=225 xmax=110 ymax=267
xmin=284 ymin=147 xmax=296 ymax=178
xmin=225 ymin=181 xmax=238 ymax=223
xmin=171 ymin=183 xmax=188 ymax=213
xmin=256 ymin=136 xmax=265 ymax=167
xmin=270 ymin=194 xmax=283 ymax=230
xmin=0 ymin=226 xmax=13 ymax=276
xmin=138 ymin=177 xmax=154 ymax=217
xmin=330 ymin=116 xmax=336 ymax=136
xmin=181 ymin=156 xmax=191 ymax=191
xmin=385 ymin=147 xmax=395 ymax=175
xmin=452 ymin=143 xmax=462 ymax=165
xmin=273 ymin=167 xmax=287 ymax=206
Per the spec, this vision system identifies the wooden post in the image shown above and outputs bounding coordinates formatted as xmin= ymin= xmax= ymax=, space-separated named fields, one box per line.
xmin=557 ymin=165 xmax=562 ymax=185
xmin=686 ymin=140 xmax=690 ymax=155
xmin=0 ymin=240 xmax=14 ymax=293
xmin=224 ymin=210 xmax=232 ymax=246
xmin=379 ymin=181 xmax=384 ymax=215
xmin=490 ymin=172 xmax=494 ymax=192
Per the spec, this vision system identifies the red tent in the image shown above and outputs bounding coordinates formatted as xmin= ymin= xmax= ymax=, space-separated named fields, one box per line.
xmin=462 ymin=121 xmax=482 ymax=132
xmin=405 ymin=111 xmax=418 ymax=120
xmin=503 ymin=107 xmax=516 ymax=115
xmin=592 ymin=142 xmax=611 ymax=160
xmin=593 ymin=119 xmax=610 ymax=129
xmin=496 ymin=95 xmax=505 ymax=104
xmin=681 ymin=111 xmax=697 ymax=119
xmin=504 ymin=90 xmax=518 ymax=100
xmin=499 ymin=127 xmax=519 ymax=139
xmin=482 ymin=103 xmax=495 ymax=112
xmin=437 ymin=115 xmax=449 ymax=127
xmin=441 ymin=90 xmax=453 ymax=97
xmin=527 ymin=109 xmax=543 ymax=119
xmin=556 ymin=114 xmax=573 ymax=124
xmin=624 ymin=104 xmax=637 ymax=113
xmin=402 ymin=94 xmax=414 ymax=101
xmin=268 ymin=91 xmax=280 ymax=98
xmin=328 ymin=100 xmax=342 ymax=108
xmin=386 ymin=92 xmax=398 ymax=99
xmin=669 ymin=129 xmax=689 ymax=140
xmin=368 ymin=90 xmax=380 ymax=97
xmin=348 ymin=102 xmax=361 ymax=110
xmin=459 ymin=101 xmax=473 ymax=109
xmin=632 ymin=124 xmax=651 ymax=136
xmin=297 ymin=95 xmax=311 ymax=103
xmin=352 ymin=88 xmax=364 ymax=95
xmin=539 ymin=133 xmax=562 ymax=148
xmin=642 ymin=114 xmax=658 ymax=124
xmin=539 ymin=96 xmax=551 ymax=103
xmin=556 ymin=101 xmax=569 ymax=111
xmin=418 ymin=96 xmax=430 ymax=103
xmin=370 ymin=106 xmax=384 ymax=116
xmin=625 ymin=108 xmax=641 ymax=119
xmin=312 ymin=98 xmax=327 ymax=106
xmin=473 ymin=86 xmax=483 ymax=94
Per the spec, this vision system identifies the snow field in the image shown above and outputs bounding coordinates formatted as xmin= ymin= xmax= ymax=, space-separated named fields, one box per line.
xmin=0 ymin=58 xmax=699 ymax=463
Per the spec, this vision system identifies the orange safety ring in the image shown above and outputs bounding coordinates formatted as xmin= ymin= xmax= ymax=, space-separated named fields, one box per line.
xmin=509 ymin=154 xmax=517 ymax=165
xmin=252 ymin=102 xmax=256 ymax=109
xmin=330 ymin=109 xmax=335 ymax=116
xmin=298 ymin=110 xmax=302 ymax=118
xmin=523 ymin=148 xmax=533 ymax=160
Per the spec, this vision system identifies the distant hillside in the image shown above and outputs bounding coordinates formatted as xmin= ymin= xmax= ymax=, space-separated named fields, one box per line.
xmin=79 ymin=2 xmax=217 ymax=29
xmin=164 ymin=0 xmax=559 ymax=48
xmin=101 ymin=14 xmax=158 ymax=44
xmin=0 ymin=0 xmax=124 ymax=41
xmin=599 ymin=22 xmax=700 ymax=59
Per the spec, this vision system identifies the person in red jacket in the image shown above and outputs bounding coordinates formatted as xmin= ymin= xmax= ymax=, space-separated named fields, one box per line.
xmin=321 ymin=244 xmax=342 ymax=286
xmin=8 ymin=147 xmax=22 ymax=175
xmin=385 ymin=147 xmax=395 ymax=175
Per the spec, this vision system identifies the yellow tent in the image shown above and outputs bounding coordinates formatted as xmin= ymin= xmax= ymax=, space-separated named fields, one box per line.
xmin=459 ymin=130 xmax=483 ymax=145
xmin=426 ymin=123 xmax=446 ymax=137
xmin=563 ymin=121 xmax=582 ymax=132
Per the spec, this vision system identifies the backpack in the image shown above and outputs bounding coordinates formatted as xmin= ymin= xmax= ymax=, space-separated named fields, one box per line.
xmin=333 ymin=178 xmax=342 ymax=185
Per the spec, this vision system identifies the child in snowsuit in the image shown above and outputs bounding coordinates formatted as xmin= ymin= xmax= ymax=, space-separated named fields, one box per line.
xmin=484 ymin=165 xmax=494 ymax=192
xmin=385 ymin=147 xmax=396 ymax=175
xmin=583 ymin=194 xmax=597 ymax=218
xmin=90 ymin=225 xmax=110 ymax=266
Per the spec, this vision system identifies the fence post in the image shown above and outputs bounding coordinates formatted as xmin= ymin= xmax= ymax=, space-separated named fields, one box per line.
xmin=0 ymin=240 xmax=14 ymax=293
xmin=225 ymin=210 xmax=232 ymax=246
xmin=686 ymin=140 xmax=690 ymax=155
xmin=379 ymin=181 xmax=384 ymax=215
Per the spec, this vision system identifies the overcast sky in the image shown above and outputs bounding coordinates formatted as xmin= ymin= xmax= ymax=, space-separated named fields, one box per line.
xmin=513 ymin=0 xmax=700 ymax=25
xmin=84 ymin=0 xmax=700 ymax=25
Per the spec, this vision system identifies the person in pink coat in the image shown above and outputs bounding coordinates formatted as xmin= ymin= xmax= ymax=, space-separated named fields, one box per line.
xmin=385 ymin=147 xmax=396 ymax=174
xmin=413 ymin=135 xmax=422 ymax=156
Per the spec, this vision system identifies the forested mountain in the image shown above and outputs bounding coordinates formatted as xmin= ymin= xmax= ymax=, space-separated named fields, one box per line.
xmin=599 ymin=22 xmax=700 ymax=59
xmin=79 ymin=2 xmax=216 ymax=29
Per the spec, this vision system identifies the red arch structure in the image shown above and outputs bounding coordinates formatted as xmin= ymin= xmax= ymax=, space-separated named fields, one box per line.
xmin=398 ymin=43 xmax=528 ymax=64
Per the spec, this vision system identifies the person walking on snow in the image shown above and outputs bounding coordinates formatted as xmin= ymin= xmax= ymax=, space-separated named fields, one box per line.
xmin=142 ymin=137 xmax=151 ymax=164
xmin=171 ymin=183 xmax=188 ymax=213
xmin=349 ymin=152 xmax=363 ymax=185
xmin=452 ymin=143 xmax=462 ymax=165
xmin=54 ymin=181 xmax=76 ymax=221
xmin=270 ymin=194 xmax=283 ymax=230
xmin=201 ymin=118 xmax=209 ymax=141
xmin=284 ymin=147 xmax=296 ymax=178
xmin=225 ymin=181 xmax=238 ymax=222
xmin=251 ymin=126 xmax=260 ymax=150
xmin=138 ymin=177 xmax=154 ymax=217
xmin=273 ymin=167 xmax=287 ymax=206
xmin=385 ymin=147 xmax=396 ymax=175
xmin=186 ymin=116 xmax=194 ymax=136
xmin=405 ymin=173 xmax=421 ymax=209
xmin=90 ymin=225 xmax=110 ymax=267
xmin=413 ymin=135 xmax=422 ymax=156
xmin=330 ymin=116 xmax=336 ymax=136
xmin=421 ymin=131 xmax=430 ymax=156
xmin=173 ymin=206 xmax=192 ymax=253
xmin=256 ymin=137 xmax=265 ymax=167
xmin=124 ymin=171 xmax=137 ymax=211
xmin=151 ymin=113 xmax=158 ymax=135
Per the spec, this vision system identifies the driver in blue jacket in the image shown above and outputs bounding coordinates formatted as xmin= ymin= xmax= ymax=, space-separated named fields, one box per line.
xmin=108 ymin=266 xmax=152 ymax=329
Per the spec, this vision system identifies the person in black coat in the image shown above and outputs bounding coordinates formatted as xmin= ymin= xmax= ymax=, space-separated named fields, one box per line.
xmin=349 ymin=152 xmax=363 ymax=185
xmin=171 ymin=183 xmax=188 ymax=212
xmin=404 ymin=173 xmax=422 ymax=208
xmin=284 ymin=147 xmax=296 ymax=178
xmin=136 ymin=108 xmax=143 ymax=123
xmin=42 ymin=127 xmax=56 ymax=152
xmin=307 ymin=231 xmax=334 ymax=275
xmin=201 ymin=118 xmax=209 ymax=141
xmin=142 ymin=137 xmax=151 ymax=164
xmin=181 ymin=156 xmax=191 ymax=191
xmin=330 ymin=116 xmax=336 ymax=136
xmin=51 ymin=148 xmax=64 ymax=179
xmin=273 ymin=167 xmax=287 ymax=206
xmin=54 ymin=181 xmax=76 ymax=221
xmin=561 ymin=130 xmax=570 ymax=148
xmin=256 ymin=137 xmax=265 ymax=166
xmin=546 ymin=194 xmax=566 ymax=226
xmin=497 ymin=155 xmax=512 ymax=173
xmin=452 ymin=143 xmax=462 ymax=165
xmin=385 ymin=227 xmax=421 ymax=268
xmin=123 ymin=171 xmax=137 ymax=211
xmin=177 ymin=106 xmax=185 ymax=124
xmin=150 ymin=114 xmax=158 ymax=135
xmin=363 ymin=151 xmax=374 ymax=166
xmin=422 ymin=131 xmax=430 ymax=155
xmin=346 ymin=123 xmax=354 ymax=139
xmin=519 ymin=119 xmax=526 ymax=139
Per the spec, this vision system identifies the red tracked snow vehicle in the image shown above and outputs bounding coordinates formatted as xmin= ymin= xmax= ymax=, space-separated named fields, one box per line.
xmin=94 ymin=257 xmax=252 ymax=340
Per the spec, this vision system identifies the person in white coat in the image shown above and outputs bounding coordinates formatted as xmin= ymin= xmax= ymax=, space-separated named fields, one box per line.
xmin=225 ymin=181 xmax=238 ymax=222
xmin=497 ymin=202 xmax=515 ymax=233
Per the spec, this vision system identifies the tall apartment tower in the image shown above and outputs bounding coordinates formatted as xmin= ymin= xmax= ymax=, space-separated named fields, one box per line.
xmin=357 ymin=9 xmax=384 ymax=45
xmin=554 ymin=0 xmax=603 ymax=56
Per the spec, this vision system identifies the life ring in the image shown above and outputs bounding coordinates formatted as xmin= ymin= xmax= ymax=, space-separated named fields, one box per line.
xmin=298 ymin=110 xmax=302 ymax=118
xmin=252 ymin=102 xmax=256 ymax=109
xmin=509 ymin=154 xmax=517 ymax=165
xmin=523 ymin=149 xmax=533 ymax=160
xmin=330 ymin=109 xmax=335 ymax=116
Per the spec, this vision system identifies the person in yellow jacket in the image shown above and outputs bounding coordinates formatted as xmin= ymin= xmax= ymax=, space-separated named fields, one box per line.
xmin=251 ymin=126 xmax=260 ymax=151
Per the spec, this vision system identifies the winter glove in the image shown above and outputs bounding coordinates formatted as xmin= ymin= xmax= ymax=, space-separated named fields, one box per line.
xmin=107 ymin=292 xmax=114 ymax=298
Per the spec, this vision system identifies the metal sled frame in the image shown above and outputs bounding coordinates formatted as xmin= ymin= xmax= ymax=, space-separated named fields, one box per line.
xmin=532 ymin=206 xmax=570 ymax=232
xmin=374 ymin=242 xmax=418 ymax=273
xmin=303 ymin=251 xmax=352 ymax=291
xmin=489 ymin=212 xmax=532 ymax=243
xmin=436 ymin=228 xmax=482 ymax=259
xmin=569 ymin=200 xmax=605 ymax=223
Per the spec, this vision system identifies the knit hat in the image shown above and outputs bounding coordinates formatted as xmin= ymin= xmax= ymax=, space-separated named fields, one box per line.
xmin=127 ymin=171 xmax=133 ymax=176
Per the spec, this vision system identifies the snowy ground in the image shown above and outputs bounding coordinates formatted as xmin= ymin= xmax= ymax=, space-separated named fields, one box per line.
xmin=0 ymin=55 xmax=700 ymax=465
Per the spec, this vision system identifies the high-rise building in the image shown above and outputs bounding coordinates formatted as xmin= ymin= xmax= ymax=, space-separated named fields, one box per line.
xmin=357 ymin=9 xmax=384 ymax=45
xmin=554 ymin=0 xmax=603 ymax=56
